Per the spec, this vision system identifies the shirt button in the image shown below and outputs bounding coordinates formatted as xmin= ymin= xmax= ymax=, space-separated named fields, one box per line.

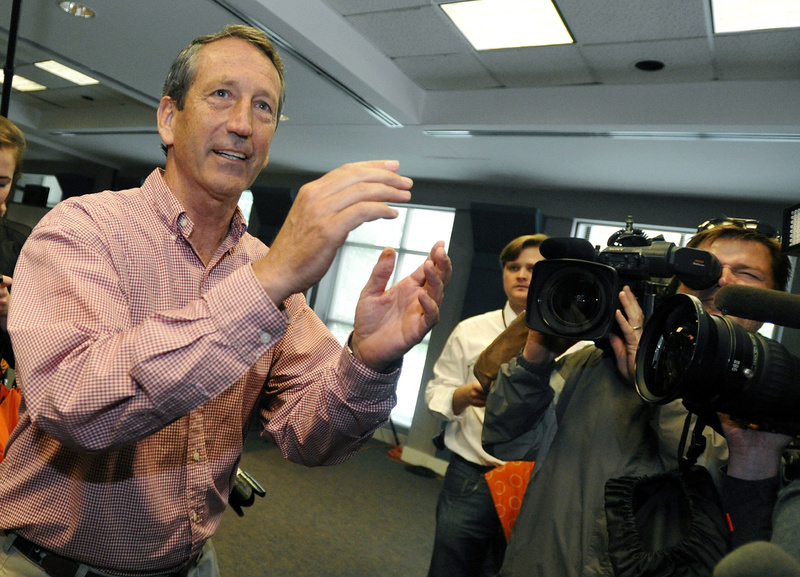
xmin=178 ymin=215 xmax=187 ymax=226
xmin=193 ymin=452 xmax=200 ymax=461
xmin=192 ymin=511 xmax=197 ymax=521
xmin=259 ymin=330 xmax=271 ymax=344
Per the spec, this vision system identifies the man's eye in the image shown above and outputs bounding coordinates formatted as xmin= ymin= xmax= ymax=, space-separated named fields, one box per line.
xmin=214 ymin=89 xmax=228 ymax=98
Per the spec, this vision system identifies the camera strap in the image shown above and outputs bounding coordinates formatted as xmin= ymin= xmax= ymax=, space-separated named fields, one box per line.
xmin=678 ymin=412 xmax=708 ymax=472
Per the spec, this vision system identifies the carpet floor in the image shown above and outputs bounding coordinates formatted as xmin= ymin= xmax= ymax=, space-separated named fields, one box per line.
xmin=214 ymin=434 xmax=442 ymax=576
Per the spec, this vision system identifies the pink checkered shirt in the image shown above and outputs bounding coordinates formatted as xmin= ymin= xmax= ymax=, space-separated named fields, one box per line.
xmin=0 ymin=169 xmax=397 ymax=575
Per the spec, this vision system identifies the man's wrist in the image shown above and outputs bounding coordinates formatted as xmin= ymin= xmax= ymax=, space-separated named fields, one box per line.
xmin=516 ymin=352 xmax=556 ymax=376
xmin=347 ymin=335 xmax=401 ymax=374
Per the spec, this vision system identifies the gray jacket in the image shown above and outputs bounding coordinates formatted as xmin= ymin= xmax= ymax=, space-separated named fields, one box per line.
xmin=482 ymin=345 xmax=674 ymax=577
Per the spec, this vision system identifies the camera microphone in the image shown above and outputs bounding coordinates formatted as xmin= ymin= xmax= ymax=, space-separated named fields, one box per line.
xmin=714 ymin=285 xmax=800 ymax=329
xmin=539 ymin=237 xmax=598 ymax=261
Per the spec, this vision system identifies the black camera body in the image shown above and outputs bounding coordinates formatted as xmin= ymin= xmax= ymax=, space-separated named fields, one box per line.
xmin=526 ymin=230 xmax=720 ymax=341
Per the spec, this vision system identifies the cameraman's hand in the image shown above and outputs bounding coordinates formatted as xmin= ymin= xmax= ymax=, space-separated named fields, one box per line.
xmin=453 ymin=381 xmax=488 ymax=415
xmin=522 ymin=328 xmax=574 ymax=365
xmin=721 ymin=413 xmax=792 ymax=480
xmin=609 ymin=286 xmax=644 ymax=383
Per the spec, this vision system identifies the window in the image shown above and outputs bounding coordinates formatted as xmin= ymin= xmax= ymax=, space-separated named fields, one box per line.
xmin=572 ymin=218 xmax=776 ymax=338
xmin=238 ymin=190 xmax=254 ymax=224
xmin=311 ymin=204 xmax=456 ymax=428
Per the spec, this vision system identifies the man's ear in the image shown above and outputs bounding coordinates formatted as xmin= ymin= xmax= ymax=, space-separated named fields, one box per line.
xmin=157 ymin=97 xmax=177 ymax=147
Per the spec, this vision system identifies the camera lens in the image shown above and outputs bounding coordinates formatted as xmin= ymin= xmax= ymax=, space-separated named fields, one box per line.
xmin=635 ymin=293 xmax=800 ymax=436
xmin=636 ymin=293 xmax=745 ymax=404
xmin=654 ymin=324 xmax=697 ymax=397
xmin=537 ymin=264 xmax=614 ymax=337
xmin=549 ymin=276 xmax=601 ymax=325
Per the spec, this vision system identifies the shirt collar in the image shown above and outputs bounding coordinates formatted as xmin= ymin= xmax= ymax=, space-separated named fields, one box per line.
xmin=502 ymin=301 xmax=519 ymax=327
xmin=142 ymin=168 xmax=248 ymax=244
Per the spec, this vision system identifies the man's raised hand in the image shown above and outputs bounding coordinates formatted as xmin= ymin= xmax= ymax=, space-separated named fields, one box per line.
xmin=351 ymin=241 xmax=451 ymax=372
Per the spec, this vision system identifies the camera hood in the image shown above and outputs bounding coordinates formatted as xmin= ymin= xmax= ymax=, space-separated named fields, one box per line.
xmin=526 ymin=259 xmax=619 ymax=341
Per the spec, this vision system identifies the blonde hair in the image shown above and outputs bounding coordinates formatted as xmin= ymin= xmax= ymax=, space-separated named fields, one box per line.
xmin=500 ymin=234 xmax=548 ymax=267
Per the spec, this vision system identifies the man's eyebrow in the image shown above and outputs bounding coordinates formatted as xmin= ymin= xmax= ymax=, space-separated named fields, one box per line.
xmin=207 ymin=78 xmax=278 ymax=101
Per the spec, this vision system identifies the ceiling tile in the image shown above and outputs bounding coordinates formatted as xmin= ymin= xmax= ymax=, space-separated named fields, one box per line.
xmin=714 ymin=29 xmax=800 ymax=80
xmin=323 ymin=0 xmax=429 ymax=16
xmin=345 ymin=6 xmax=469 ymax=58
xmin=394 ymin=53 xmax=500 ymax=90
xmin=477 ymin=44 xmax=596 ymax=87
xmin=557 ymin=0 xmax=709 ymax=44
xmin=581 ymin=38 xmax=715 ymax=85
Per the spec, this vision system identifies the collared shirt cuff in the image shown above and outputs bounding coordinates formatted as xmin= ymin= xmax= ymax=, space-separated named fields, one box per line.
xmin=204 ymin=265 xmax=289 ymax=363
xmin=337 ymin=344 xmax=399 ymax=401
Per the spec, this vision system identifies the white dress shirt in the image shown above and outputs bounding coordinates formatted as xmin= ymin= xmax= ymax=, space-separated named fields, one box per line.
xmin=425 ymin=302 xmax=518 ymax=467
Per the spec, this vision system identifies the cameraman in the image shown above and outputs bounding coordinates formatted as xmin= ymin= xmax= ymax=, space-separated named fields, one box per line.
xmin=654 ymin=219 xmax=791 ymax=483
xmin=481 ymin=219 xmax=791 ymax=577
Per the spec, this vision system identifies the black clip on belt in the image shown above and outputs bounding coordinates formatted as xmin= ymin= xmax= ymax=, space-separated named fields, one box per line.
xmin=9 ymin=532 xmax=199 ymax=577
xmin=11 ymin=533 xmax=86 ymax=577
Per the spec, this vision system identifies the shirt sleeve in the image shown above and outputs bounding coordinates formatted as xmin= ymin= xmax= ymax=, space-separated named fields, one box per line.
xmin=424 ymin=324 xmax=470 ymax=421
xmin=8 ymin=217 xmax=292 ymax=452
xmin=482 ymin=353 xmax=557 ymax=461
xmin=771 ymin=478 xmax=800 ymax=560
xmin=720 ymin=472 xmax=781 ymax=548
xmin=258 ymin=300 xmax=398 ymax=466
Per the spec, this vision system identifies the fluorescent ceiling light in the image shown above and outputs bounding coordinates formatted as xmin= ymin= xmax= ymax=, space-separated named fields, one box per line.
xmin=441 ymin=0 xmax=573 ymax=50
xmin=35 ymin=60 xmax=99 ymax=86
xmin=58 ymin=2 xmax=95 ymax=18
xmin=0 ymin=73 xmax=46 ymax=92
xmin=712 ymin=0 xmax=800 ymax=33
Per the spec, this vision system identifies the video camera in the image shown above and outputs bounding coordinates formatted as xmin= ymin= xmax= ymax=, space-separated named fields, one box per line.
xmin=525 ymin=217 xmax=721 ymax=341
xmin=635 ymin=288 xmax=800 ymax=437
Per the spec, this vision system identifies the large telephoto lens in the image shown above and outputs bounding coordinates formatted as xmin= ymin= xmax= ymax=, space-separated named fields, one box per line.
xmin=635 ymin=293 xmax=800 ymax=436
xmin=527 ymin=260 xmax=618 ymax=340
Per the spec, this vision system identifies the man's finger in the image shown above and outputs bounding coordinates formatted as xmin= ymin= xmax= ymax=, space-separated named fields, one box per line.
xmin=361 ymin=247 xmax=396 ymax=298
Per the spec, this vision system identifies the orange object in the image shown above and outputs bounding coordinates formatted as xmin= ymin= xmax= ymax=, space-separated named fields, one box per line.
xmin=0 ymin=384 xmax=20 ymax=463
xmin=485 ymin=460 xmax=535 ymax=541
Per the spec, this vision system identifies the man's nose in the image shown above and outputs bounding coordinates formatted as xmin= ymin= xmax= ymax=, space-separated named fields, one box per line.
xmin=718 ymin=266 xmax=736 ymax=286
xmin=227 ymin=101 xmax=254 ymax=137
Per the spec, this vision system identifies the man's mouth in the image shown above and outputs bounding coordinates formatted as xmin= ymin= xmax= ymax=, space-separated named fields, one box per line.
xmin=214 ymin=150 xmax=248 ymax=161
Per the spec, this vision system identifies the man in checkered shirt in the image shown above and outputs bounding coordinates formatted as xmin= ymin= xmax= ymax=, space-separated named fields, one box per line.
xmin=0 ymin=24 xmax=450 ymax=577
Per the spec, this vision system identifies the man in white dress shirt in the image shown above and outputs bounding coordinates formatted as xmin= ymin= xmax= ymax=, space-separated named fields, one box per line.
xmin=425 ymin=234 xmax=546 ymax=577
